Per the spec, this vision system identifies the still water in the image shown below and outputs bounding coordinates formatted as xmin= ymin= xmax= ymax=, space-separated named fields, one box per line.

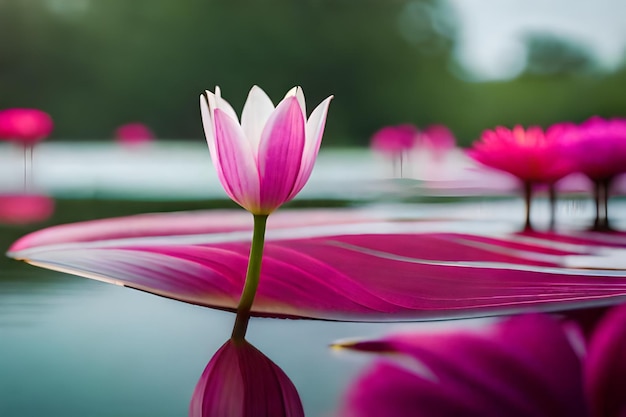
xmin=0 ymin=197 xmax=427 ymax=417
xmin=0 ymin=143 xmax=623 ymax=416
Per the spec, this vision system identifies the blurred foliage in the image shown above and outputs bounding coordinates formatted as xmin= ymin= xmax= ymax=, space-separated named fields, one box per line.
xmin=0 ymin=0 xmax=625 ymax=146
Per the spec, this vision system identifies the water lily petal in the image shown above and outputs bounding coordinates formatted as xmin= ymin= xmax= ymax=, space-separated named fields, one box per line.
xmin=257 ymin=96 xmax=305 ymax=213
xmin=8 ymin=209 xmax=626 ymax=321
xmin=213 ymin=109 xmax=261 ymax=211
xmin=212 ymin=86 xmax=239 ymax=123
xmin=338 ymin=314 xmax=587 ymax=417
xmin=585 ymin=302 xmax=626 ymax=417
xmin=289 ymin=95 xmax=333 ymax=199
xmin=241 ymin=86 xmax=275 ymax=155
xmin=284 ymin=86 xmax=306 ymax=121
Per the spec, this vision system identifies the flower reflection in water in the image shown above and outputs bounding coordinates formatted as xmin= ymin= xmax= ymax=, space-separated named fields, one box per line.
xmin=190 ymin=331 xmax=304 ymax=417
xmin=0 ymin=194 xmax=54 ymax=225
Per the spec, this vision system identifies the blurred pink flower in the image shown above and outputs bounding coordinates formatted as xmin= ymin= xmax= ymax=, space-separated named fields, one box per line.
xmin=200 ymin=86 xmax=332 ymax=215
xmin=468 ymin=125 xmax=574 ymax=184
xmin=565 ymin=117 xmax=626 ymax=231
xmin=114 ymin=122 xmax=155 ymax=145
xmin=421 ymin=124 xmax=456 ymax=160
xmin=370 ymin=124 xmax=419 ymax=156
xmin=468 ymin=124 xmax=576 ymax=230
xmin=338 ymin=304 xmax=626 ymax=417
xmin=0 ymin=108 xmax=53 ymax=144
xmin=568 ymin=116 xmax=626 ymax=182
xmin=0 ymin=194 xmax=54 ymax=224
xmin=190 ymin=338 xmax=304 ymax=417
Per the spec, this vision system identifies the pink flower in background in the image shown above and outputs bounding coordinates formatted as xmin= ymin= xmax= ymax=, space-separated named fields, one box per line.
xmin=0 ymin=194 xmax=54 ymax=224
xmin=370 ymin=124 xmax=419 ymax=156
xmin=565 ymin=117 xmax=626 ymax=230
xmin=468 ymin=125 xmax=574 ymax=184
xmin=190 ymin=338 xmax=304 ymax=417
xmin=468 ymin=124 xmax=576 ymax=230
xmin=0 ymin=108 xmax=53 ymax=144
xmin=200 ymin=86 xmax=332 ymax=215
xmin=338 ymin=304 xmax=626 ymax=417
xmin=370 ymin=124 xmax=419 ymax=177
xmin=568 ymin=117 xmax=626 ymax=182
xmin=114 ymin=122 xmax=155 ymax=145
xmin=421 ymin=124 xmax=456 ymax=160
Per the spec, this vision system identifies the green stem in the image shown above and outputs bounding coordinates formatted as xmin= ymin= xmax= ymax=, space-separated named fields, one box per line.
xmin=602 ymin=178 xmax=612 ymax=231
xmin=523 ymin=181 xmax=533 ymax=232
xmin=593 ymin=180 xmax=602 ymax=231
xmin=231 ymin=214 xmax=269 ymax=341
xmin=548 ymin=183 xmax=556 ymax=231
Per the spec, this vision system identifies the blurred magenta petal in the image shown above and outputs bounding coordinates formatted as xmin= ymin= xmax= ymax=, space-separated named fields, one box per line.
xmin=0 ymin=108 xmax=53 ymax=144
xmin=468 ymin=125 xmax=575 ymax=184
xmin=585 ymin=303 xmax=626 ymax=417
xmin=421 ymin=124 xmax=456 ymax=159
xmin=114 ymin=122 xmax=155 ymax=145
xmin=338 ymin=314 xmax=588 ymax=417
xmin=0 ymin=194 xmax=54 ymax=224
xmin=370 ymin=124 xmax=418 ymax=156
xmin=190 ymin=338 xmax=303 ymax=417
xmin=8 ymin=208 xmax=626 ymax=321
xmin=568 ymin=117 xmax=626 ymax=182
xmin=200 ymin=86 xmax=332 ymax=214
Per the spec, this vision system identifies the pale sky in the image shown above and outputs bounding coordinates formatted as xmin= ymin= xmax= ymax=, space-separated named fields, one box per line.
xmin=444 ymin=0 xmax=626 ymax=80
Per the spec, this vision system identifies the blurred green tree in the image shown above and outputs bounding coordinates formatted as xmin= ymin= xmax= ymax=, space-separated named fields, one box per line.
xmin=0 ymin=0 xmax=625 ymax=146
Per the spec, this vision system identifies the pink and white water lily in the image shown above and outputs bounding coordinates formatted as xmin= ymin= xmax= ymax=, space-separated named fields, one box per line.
xmin=200 ymin=86 xmax=332 ymax=215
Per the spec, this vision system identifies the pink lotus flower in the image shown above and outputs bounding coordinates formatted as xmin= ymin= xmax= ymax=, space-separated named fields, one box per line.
xmin=568 ymin=116 xmax=626 ymax=182
xmin=114 ymin=122 xmax=155 ymax=145
xmin=338 ymin=304 xmax=626 ymax=417
xmin=468 ymin=124 xmax=576 ymax=230
xmin=0 ymin=108 xmax=53 ymax=144
xmin=370 ymin=124 xmax=419 ymax=177
xmin=200 ymin=86 xmax=332 ymax=215
xmin=469 ymin=124 xmax=574 ymax=186
xmin=421 ymin=124 xmax=456 ymax=160
xmin=190 ymin=338 xmax=303 ymax=417
xmin=566 ymin=116 xmax=626 ymax=231
xmin=370 ymin=124 xmax=419 ymax=155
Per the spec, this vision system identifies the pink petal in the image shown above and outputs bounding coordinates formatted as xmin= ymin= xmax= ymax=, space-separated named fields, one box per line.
xmin=8 ymin=209 xmax=626 ymax=321
xmin=284 ymin=86 xmax=306 ymax=121
xmin=289 ymin=95 xmax=332 ymax=199
xmin=585 ymin=302 xmax=626 ymax=417
xmin=257 ymin=96 xmax=305 ymax=213
xmin=213 ymin=109 xmax=261 ymax=211
xmin=190 ymin=339 xmax=303 ymax=417
xmin=200 ymin=94 xmax=225 ymax=191
xmin=241 ymin=86 xmax=275 ymax=155
xmin=213 ymin=86 xmax=239 ymax=123
xmin=339 ymin=314 xmax=587 ymax=417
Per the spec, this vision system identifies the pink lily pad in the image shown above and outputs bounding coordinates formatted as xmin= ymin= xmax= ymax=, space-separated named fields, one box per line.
xmin=8 ymin=208 xmax=626 ymax=321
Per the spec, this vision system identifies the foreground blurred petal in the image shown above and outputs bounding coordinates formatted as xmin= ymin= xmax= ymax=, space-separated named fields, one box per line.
xmin=8 ymin=208 xmax=626 ymax=321
xmin=338 ymin=314 xmax=587 ymax=417
xmin=585 ymin=303 xmax=626 ymax=417
xmin=190 ymin=339 xmax=303 ymax=417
